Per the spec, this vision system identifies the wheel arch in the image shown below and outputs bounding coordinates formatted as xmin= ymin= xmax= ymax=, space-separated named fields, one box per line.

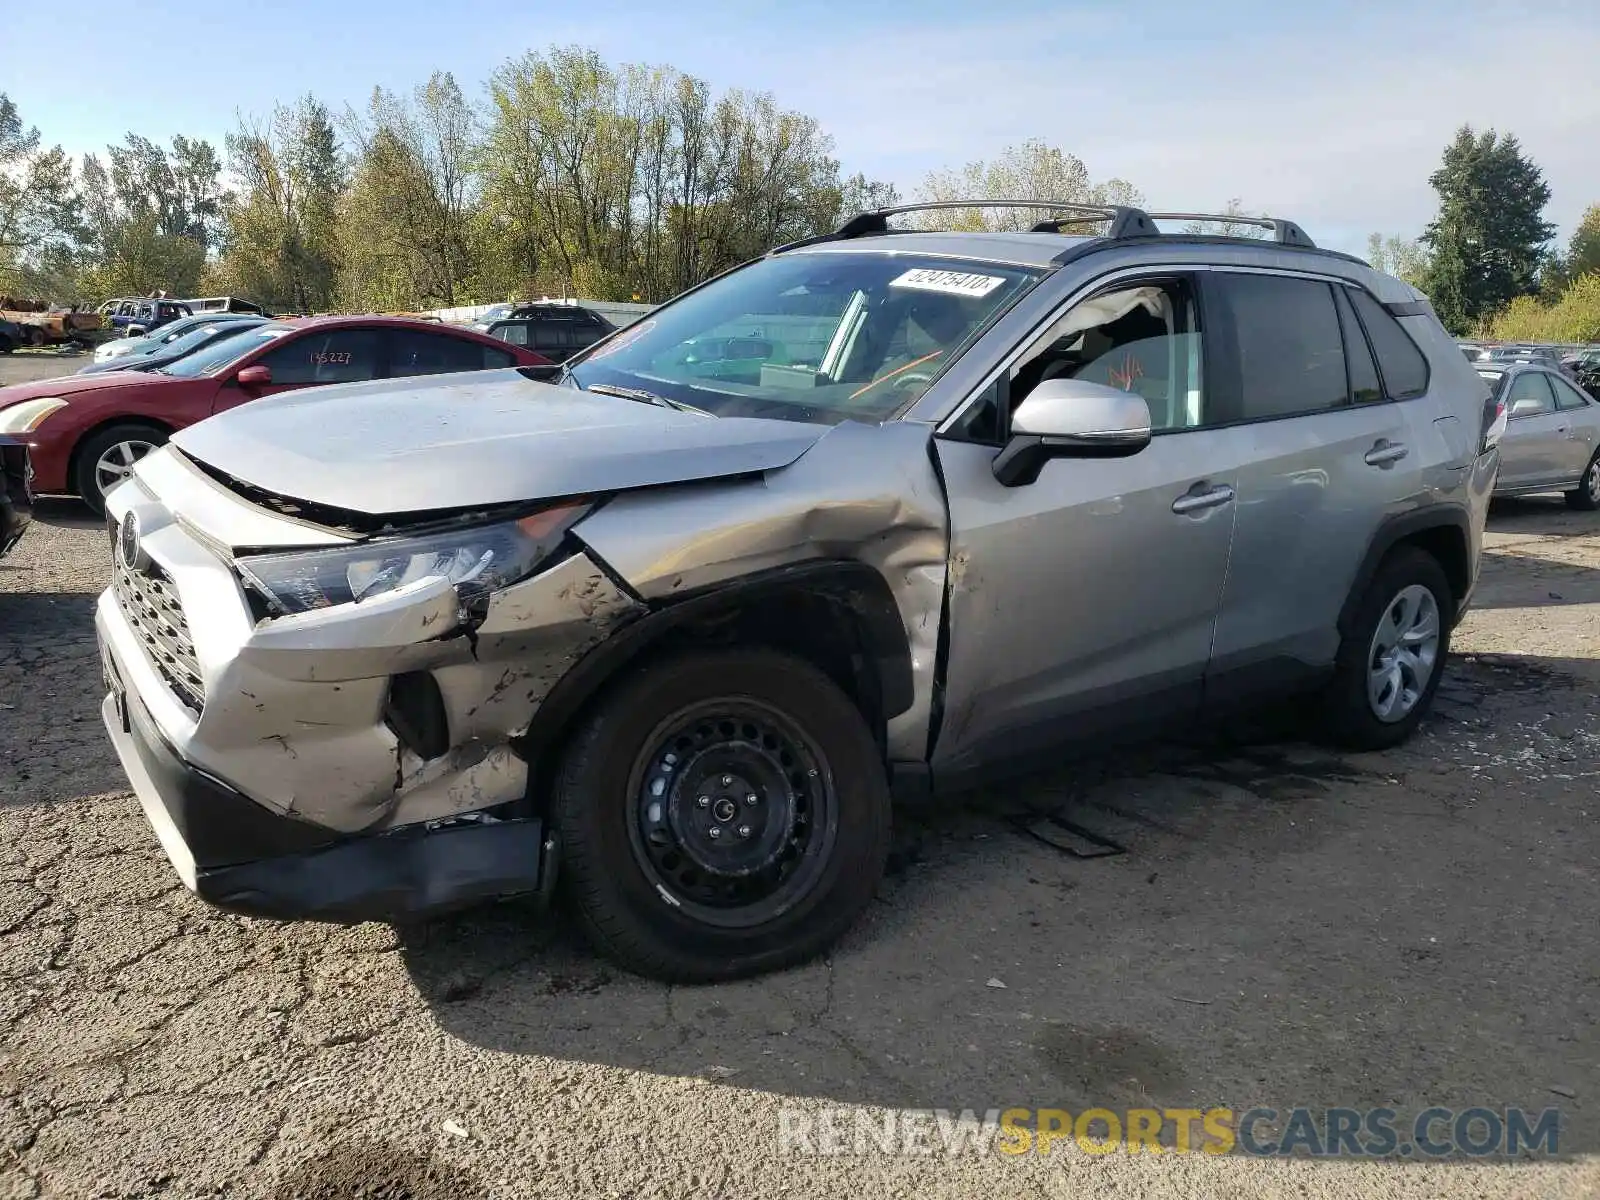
xmin=1337 ymin=507 xmax=1473 ymax=636
xmin=520 ymin=558 xmax=914 ymax=809
xmin=66 ymin=414 xmax=175 ymax=497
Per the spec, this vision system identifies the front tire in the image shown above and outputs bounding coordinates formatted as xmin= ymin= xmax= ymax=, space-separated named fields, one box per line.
xmin=1566 ymin=450 xmax=1600 ymax=512
xmin=553 ymin=648 xmax=892 ymax=982
xmin=73 ymin=422 xmax=168 ymax=516
xmin=1320 ymin=547 xmax=1452 ymax=751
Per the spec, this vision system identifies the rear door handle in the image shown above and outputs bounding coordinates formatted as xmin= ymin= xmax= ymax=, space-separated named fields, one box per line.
xmin=1365 ymin=440 xmax=1409 ymax=466
xmin=1171 ymin=484 xmax=1235 ymax=514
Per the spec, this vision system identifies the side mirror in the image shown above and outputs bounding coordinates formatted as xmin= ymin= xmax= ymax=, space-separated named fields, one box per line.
xmin=1508 ymin=398 xmax=1544 ymax=419
xmin=993 ymin=378 xmax=1153 ymax=487
xmin=235 ymin=364 xmax=273 ymax=388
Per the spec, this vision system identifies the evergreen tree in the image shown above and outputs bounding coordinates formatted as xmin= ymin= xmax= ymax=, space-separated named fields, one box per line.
xmin=1420 ymin=126 xmax=1555 ymax=334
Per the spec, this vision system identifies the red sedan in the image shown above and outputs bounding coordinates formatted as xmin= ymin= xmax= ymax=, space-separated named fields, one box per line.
xmin=0 ymin=316 xmax=552 ymax=513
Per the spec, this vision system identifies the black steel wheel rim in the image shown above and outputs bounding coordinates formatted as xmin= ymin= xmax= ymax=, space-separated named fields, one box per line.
xmin=626 ymin=697 xmax=839 ymax=929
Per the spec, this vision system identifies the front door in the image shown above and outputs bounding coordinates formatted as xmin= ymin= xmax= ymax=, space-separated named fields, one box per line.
xmin=213 ymin=326 xmax=385 ymax=414
xmin=931 ymin=273 xmax=1240 ymax=782
xmin=1497 ymin=371 xmax=1564 ymax=489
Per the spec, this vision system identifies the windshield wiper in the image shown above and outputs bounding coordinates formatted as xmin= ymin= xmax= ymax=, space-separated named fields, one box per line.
xmin=584 ymin=382 xmax=713 ymax=417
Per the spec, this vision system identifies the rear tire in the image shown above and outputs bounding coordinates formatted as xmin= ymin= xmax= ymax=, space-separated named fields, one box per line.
xmin=552 ymin=648 xmax=891 ymax=983
xmin=1565 ymin=450 xmax=1600 ymax=511
xmin=73 ymin=423 xmax=167 ymax=517
xmin=1319 ymin=547 xmax=1453 ymax=751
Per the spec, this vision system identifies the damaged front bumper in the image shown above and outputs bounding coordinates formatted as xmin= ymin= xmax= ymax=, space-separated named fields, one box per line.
xmin=0 ymin=435 xmax=32 ymax=557
xmin=96 ymin=461 xmax=643 ymax=922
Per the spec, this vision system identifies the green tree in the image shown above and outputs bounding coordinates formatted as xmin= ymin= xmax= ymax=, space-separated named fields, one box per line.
xmin=1366 ymin=232 xmax=1431 ymax=287
xmin=1419 ymin=126 xmax=1555 ymax=334
xmin=215 ymin=97 xmax=345 ymax=311
xmin=478 ymin=48 xmax=855 ymax=303
xmin=1488 ymin=273 xmax=1600 ymax=344
xmin=338 ymin=74 xmax=478 ymax=309
xmin=1565 ymin=204 xmax=1600 ymax=281
xmin=917 ymin=140 xmax=1142 ymax=233
xmin=0 ymin=93 xmax=82 ymax=294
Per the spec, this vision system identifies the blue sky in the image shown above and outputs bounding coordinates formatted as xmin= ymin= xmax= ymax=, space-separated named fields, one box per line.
xmin=4 ymin=0 xmax=1598 ymax=258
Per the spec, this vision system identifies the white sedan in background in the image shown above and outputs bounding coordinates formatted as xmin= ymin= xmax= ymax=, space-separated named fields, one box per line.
xmin=1480 ymin=362 xmax=1600 ymax=510
xmin=93 ymin=313 xmax=261 ymax=364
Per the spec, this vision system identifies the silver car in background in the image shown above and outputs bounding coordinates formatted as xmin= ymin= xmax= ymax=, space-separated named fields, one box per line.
xmin=1479 ymin=361 xmax=1600 ymax=509
xmin=95 ymin=200 xmax=1501 ymax=982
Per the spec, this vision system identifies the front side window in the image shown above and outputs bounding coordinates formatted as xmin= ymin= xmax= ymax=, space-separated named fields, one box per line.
xmin=1207 ymin=274 xmax=1348 ymax=422
xmin=566 ymin=252 xmax=1043 ymax=425
xmin=255 ymin=327 xmax=382 ymax=385
xmin=1506 ymin=371 xmax=1555 ymax=417
xmin=491 ymin=322 xmax=530 ymax=347
xmin=157 ymin=325 xmax=292 ymax=377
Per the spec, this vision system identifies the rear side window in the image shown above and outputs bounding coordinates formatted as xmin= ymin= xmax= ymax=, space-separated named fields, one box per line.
xmin=533 ymin=324 xmax=571 ymax=354
xmin=1332 ymin=287 xmax=1383 ymax=404
xmin=1551 ymin=375 xmax=1592 ymax=410
xmin=1345 ymin=288 xmax=1429 ymax=399
xmin=389 ymin=330 xmax=513 ymax=375
xmin=1206 ymin=274 xmax=1348 ymax=421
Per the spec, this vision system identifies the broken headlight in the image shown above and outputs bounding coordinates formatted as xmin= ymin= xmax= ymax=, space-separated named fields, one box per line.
xmin=235 ymin=503 xmax=590 ymax=616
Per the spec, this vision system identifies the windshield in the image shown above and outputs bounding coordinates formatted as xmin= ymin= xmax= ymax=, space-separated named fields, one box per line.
xmin=157 ymin=324 xmax=292 ymax=377
xmin=564 ymin=251 xmax=1043 ymax=424
xmin=140 ymin=322 xmax=254 ymax=364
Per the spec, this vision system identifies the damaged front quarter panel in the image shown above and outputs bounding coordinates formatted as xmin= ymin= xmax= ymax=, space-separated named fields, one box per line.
xmin=210 ymin=548 xmax=643 ymax=833
xmin=570 ymin=419 xmax=949 ymax=763
xmin=390 ymin=551 xmax=644 ymax=826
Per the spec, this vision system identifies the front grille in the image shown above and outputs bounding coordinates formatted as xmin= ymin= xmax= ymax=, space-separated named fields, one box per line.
xmin=113 ymin=557 xmax=205 ymax=713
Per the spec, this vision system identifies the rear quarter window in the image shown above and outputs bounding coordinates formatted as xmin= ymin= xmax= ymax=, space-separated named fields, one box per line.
xmin=1346 ymin=287 xmax=1430 ymax=399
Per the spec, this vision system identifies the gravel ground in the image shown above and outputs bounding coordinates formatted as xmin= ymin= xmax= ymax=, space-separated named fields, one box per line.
xmin=1 ymin=352 xmax=1596 ymax=1197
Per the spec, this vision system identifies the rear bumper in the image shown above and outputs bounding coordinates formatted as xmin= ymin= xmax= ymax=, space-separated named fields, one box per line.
xmin=99 ymin=643 xmax=557 ymax=924
xmin=0 ymin=435 xmax=33 ymax=556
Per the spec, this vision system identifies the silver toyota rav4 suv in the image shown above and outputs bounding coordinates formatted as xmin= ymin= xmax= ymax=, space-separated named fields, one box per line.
xmin=96 ymin=201 xmax=1503 ymax=982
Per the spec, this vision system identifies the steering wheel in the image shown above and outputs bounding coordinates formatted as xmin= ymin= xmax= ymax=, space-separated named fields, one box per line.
xmin=892 ymin=371 xmax=939 ymax=391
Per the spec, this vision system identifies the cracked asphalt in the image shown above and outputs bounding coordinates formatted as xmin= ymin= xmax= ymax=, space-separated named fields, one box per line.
xmin=1 ymin=354 xmax=1597 ymax=1198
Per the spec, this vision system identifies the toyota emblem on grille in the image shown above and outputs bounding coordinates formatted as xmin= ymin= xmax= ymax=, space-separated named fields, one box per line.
xmin=118 ymin=512 xmax=147 ymax=573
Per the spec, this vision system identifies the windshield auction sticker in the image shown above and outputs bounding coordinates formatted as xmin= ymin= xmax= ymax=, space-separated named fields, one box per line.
xmin=889 ymin=268 xmax=1005 ymax=298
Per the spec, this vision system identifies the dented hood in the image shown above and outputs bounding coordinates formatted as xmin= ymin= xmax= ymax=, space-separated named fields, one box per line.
xmin=170 ymin=369 xmax=829 ymax=515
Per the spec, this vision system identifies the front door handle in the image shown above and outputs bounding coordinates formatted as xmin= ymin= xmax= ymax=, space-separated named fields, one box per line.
xmin=1365 ymin=440 xmax=1409 ymax=466
xmin=1171 ymin=484 xmax=1236 ymax=514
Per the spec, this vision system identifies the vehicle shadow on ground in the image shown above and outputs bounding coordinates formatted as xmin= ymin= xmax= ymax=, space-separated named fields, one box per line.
xmin=399 ymin=651 xmax=1599 ymax=1158
xmin=1488 ymin=495 xmax=1599 ymax=536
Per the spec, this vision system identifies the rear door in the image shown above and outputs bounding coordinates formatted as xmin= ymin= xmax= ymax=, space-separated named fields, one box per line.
xmin=1201 ymin=271 xmax=1428 ymax=699
xmin=386 ymin=328 xmax=517 ymax=376
xmin=1497 ymin=371 xmax=1563 ymax=489
xmin=1548 ymin=373 xmax=1600 ymax=482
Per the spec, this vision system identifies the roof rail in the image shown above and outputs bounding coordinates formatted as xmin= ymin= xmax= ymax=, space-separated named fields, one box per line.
xmin=1143 ymin=212 xmax=1317 ymax=249
xmin=768 ymin=199 xmax=1319 ymax=254
xmin=770 ymin=199 xmax=1160 ymax=253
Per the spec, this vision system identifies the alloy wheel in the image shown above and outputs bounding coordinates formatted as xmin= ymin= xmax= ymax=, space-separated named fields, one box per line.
xmin=1366 ymin=584 xmax=1442 ymax=722
xmin=94 ymin=439 xmax=155 ymax=498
